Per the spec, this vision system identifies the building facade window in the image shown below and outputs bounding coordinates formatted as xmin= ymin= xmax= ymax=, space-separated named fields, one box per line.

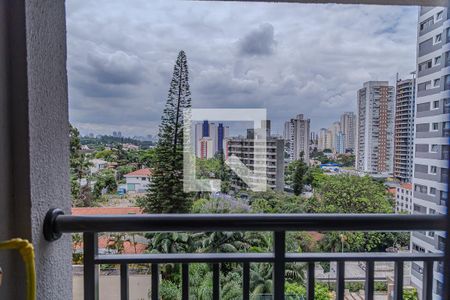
xmin=432 ymin=122 xmax=439 ymax=131
xmin=432 ymin=100 xmax=440 ymax=109
xmin=415 ymin=184 xmax=427 ymax=193
xmin=430 ymin=187 xmax=437 ymax=195
xmin=435 ymin=33 xmax=442 ymax=44
xmin=420 ymin=17 xmax=433 ymax=30
xmin=430 ymin=166 xmax=437 ymax=174
xmin=445 ymin=75 xmax=450 ymax=89
xmin=435 ymin=55 xmax=441 ymax=65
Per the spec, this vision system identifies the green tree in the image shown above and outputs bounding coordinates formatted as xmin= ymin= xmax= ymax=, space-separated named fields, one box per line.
xmin=70 ymin=124 xmax=93 ymax=206
xmin=249 ymin=190 xmax=305 ymax=213
xmin=116 ymin=165 xmax=136 ymax=182
xmin=314 ymin=175 xmax=393 ymax=213
xmin=336 ymin=154 xmax=355 ymax=167
xmin=314 ymin=174 xmax=408 ymax=252
xmin=138 ymin=148 xmax=156 ymax=168
xmin=285 ymin=152 xmax=309 ymax=195
xmin=95 ymin=149 xmax=114 ymax=161
xmin=141 ymin=50 xmax=192 ymax=213
xmin=92 ymin=169 xmax=117 ymax=198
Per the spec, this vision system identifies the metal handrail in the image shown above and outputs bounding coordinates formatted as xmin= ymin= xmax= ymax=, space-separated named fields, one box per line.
xmin=43 ymin=208 xmax=447 ymax=240
xmin=43 ymin=208 xmax=447 ymax=300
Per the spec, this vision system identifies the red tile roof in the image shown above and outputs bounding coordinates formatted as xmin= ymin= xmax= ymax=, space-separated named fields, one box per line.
xmin=72 ymin=207 xmax=143 ymax=215
xmin=401 ymin=183 xmax=412 ymax=190
xmin=388 ymin=187 xmax=396 ymax=195
xmin=74 ymin=236 xmax=147 ymax=254
xmin=124 ymin=168 xmax=152 ymax=177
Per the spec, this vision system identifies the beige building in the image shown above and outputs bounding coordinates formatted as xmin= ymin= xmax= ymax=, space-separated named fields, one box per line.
xmin=356 ymin=81 xmax=395 ymax=174
xmin=340 ymin=112 xmax=356 ymax=152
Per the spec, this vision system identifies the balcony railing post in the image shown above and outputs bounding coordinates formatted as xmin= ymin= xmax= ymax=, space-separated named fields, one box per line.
xmin=83 ymin=232 xmax=99 ymax=300
xmin=243 ymin=262 xmax=250 ymax=300
xmin=151 ymin=264 xmax=159 ymax=300
xmin=306 ymin=262 xmax=315 ymax=300
xmin=182 ymin=263 xmax=189 ymax=300
xmin=422 ymin=260 xmax=433 ymax=300
xmin=273 ymin=231 xmax=285 ymax=300
xmin=365 ymin=261 xmax=374 ymax=300
xmin=336 ymin=261 xmax=345 ymax=300
xmin=120 ymin=264 xmax=129 ymax=300
xmin=393 ymin=262 xmax=403 ymax=300
xmin=213 ymin=263 xmax=220 ymax=299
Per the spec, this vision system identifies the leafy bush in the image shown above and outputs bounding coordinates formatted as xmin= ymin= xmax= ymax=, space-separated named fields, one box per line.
xmin=374 ymin=281 xmax=387 ymax=291
xmin=403 ymin=288 xmax=418 ymax=300
xmin=346 ymin=282 xmax=364 ymax=292
xmin=159 ymin=280 xmax=180 ymax=300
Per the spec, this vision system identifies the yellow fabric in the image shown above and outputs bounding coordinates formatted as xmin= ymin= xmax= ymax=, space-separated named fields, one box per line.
xmin=0 ymin=238 xmax=36 ymax=300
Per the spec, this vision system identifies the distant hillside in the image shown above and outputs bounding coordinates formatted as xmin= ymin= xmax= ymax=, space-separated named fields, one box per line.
xmin=80 ymin=135 xmax=154 ymax=149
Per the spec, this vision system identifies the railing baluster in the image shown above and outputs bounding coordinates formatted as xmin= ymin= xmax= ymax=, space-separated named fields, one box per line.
xmin=273 ymin=231 xmax=286 ymax=300
xmin=365 ymin=261 xmax=374 ymax=300
xmin=213 ymin=263 xmax=220 ymax=299
xmin=393 ymin=261 xmax=403 ymax=300
xmin=422 ymin=261 xmax=433 ymax=300
xmin=336 ymin=261 xmax=345 ymax=300
xmin=120 ymin=264 xmax=129 ymax=300
xmin=182 ymin=263 xmax=189 ymax=300
xmin=273 ymin=231 xmax=285 ymax=300
xmin=243 ymin=262 xmax=250 ymax=300
xmin=151 ymin=263 xmax=159 ymax=300
xmin=307 ymin=262 xmax=315 ymax=300
xmin=84 ymin=232 xmax=99 ymax=300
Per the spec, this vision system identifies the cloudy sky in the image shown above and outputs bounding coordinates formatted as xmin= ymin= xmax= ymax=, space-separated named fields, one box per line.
xmin=66 ymin=0 xmax=418 ymax=137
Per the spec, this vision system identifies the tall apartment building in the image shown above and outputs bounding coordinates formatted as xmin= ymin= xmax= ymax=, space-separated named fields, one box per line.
xmin=394 ymin=77 xmax=416 ymax=182
xmin=318 ymin=128 xmax=328 ymax=151
xmin=283 ymin=114 xmax=310 ymax=163
xmin=411 ymin=6 xmax=450 ymax=298
xmin=195 ymin=121 xmax=229 ymax=158
xmin=310 ymin=131 xmax=318 ymax=151
xmin=336 ymin=132 xmax=346 ymax=154
xmin=328 ymin=121 xmax=341 ymax=152
xmin=226 ymin=127 xmax=284 ymax=191
xmin=340 ymin=112 xmax=356 ymax=152
xmin=356 ymin=81 xmax=395 ymax=174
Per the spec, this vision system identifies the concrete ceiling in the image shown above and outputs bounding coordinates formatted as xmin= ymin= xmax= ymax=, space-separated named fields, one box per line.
xmin=200 ymin=0 xmax=449 ymax=6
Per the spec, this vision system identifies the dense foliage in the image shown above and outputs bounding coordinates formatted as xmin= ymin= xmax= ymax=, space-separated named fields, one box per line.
xmin=80 ymin=135 xmax=154 ymax=149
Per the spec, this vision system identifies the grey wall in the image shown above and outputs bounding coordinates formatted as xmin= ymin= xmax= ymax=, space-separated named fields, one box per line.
xmin=0 ymin=0 xmax=15 ymax=298
xmin=0 ymin=1 xmax=72 ymax=299
xmin=218 ymin=0 xmax=449 ymax=6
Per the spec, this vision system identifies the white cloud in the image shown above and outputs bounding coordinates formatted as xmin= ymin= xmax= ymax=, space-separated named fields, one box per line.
xmin=66 ymin=0 xmax=418 ymax=136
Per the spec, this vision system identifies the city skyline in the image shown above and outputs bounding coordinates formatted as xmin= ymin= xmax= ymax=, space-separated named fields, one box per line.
xmin=67 ymin=0 xmax=418 ymax=137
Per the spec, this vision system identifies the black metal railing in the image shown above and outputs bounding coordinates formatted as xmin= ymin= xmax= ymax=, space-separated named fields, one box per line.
xmin=43 ymin=209 xmax=447 ymax=300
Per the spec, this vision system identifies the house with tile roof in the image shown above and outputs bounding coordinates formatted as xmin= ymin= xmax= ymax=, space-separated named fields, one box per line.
xmin=123 ymin=168 xmax=152 ymax=193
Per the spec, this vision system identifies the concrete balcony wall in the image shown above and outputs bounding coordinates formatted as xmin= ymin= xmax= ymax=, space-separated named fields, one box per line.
xmin=0 ymin=1 xmax=71 ymax=299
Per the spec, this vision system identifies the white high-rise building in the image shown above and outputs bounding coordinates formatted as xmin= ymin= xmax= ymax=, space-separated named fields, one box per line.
xmin=328 ymin=121 xmax=341 ymax=152
xmin=356 ymin=81 xmax=395 ymax=174
xmin=340 ymin=112 xmax=356 ymax=152
xmin=284 ymin=114 xmax=310 ymax=163
xmin=318 ymin=128 xmax=328 ymax=151
xmin=336 ymin=132 xmax=346 ymax=154
xmin=394 ymin=77 xmax=415 ymax=182
xmin=411 ymin=6 xmax=450 ymax=298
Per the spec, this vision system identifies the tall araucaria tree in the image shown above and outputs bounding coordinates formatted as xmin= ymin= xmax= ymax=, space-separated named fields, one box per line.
xmin=142 ymin=51 xmax=192 ymax=213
